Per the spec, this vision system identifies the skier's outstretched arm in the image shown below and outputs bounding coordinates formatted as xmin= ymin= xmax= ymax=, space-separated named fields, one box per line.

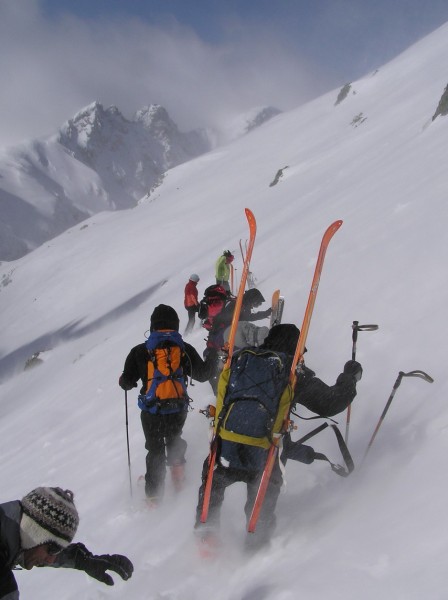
xmin=184 ymin=342 xmax=219 ymax=382
xmin=53 ymin=543 xmax=133 ymax=586
xmin=295 ymin=361 xmax=362 ymax=417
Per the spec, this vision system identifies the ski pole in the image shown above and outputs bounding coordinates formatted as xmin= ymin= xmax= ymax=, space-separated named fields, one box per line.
xmin=362 ymin=369 xmax=434 ymax=462
xmin=345 ymin=321 xmax=378 ymax=444
xmin=125 ymin=390 xmax=133 ymax=497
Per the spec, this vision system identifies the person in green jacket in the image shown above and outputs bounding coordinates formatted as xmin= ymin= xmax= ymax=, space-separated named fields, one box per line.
xmin=215 ymin=250 xmax=234 ymax=292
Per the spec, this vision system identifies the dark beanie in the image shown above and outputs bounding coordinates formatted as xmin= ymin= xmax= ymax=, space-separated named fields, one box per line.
xmin=20 ymin=487 xmax=79 ymax=550
xmin=150 ymin=304 xmax=180 ymax=332
xmin=261 ymin=324 xmax=301 ymax=355
xmin=243 ymin=288 xmax=265 ymax=305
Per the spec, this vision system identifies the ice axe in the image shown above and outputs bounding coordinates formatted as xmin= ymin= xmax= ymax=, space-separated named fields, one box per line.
xmin=362 ymin=369 xmax=434 ymax=463
xmin=345 ymin=321 xmax=379 ymax=443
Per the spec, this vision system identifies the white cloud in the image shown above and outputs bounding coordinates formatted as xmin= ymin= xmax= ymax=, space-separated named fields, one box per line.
xmin=0 ymin=0 xmax=326 ymax=147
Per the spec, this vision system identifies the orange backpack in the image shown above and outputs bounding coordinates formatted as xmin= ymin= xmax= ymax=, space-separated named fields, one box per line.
xmin=137 ymin=330 xmax=189 ymax=414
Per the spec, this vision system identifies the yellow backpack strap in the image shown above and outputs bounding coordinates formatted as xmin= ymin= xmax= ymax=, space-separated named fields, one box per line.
xmin=213 ymin=366 xmax=231 ymax=434
xmin=272 ymin=383 xmax=295 ymax=434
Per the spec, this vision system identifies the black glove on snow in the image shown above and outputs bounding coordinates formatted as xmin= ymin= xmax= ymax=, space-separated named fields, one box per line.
xmin=119 ymin=375 xmax=138 ymax=391
xmin=74 ymin=544 xmax=134 ymax=586
xmin=344 ymin=360 xmax=363 ymax=382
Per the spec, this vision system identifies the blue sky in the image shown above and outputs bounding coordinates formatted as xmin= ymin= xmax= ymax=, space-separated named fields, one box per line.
xmin=2 ymin=0 xmax=448 ymax=146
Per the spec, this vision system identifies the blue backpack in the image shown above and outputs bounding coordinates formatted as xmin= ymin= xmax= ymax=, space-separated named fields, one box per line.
xmin=218 ymin=348 xmax=292 ymax=445
xmin=138 ymin=330 xmax=189 ymax=415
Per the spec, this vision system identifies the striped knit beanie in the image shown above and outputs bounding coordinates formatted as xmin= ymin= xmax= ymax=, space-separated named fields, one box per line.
xmin=20 ymin=487 xmax=79 ymax=550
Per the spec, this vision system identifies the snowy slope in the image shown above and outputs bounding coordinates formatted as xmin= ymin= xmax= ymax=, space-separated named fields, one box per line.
xmin=1 ymin=22 xmax=448 ymax=600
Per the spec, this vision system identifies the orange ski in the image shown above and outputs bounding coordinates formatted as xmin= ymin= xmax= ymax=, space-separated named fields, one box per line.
xmin=248 ymin=220 xmax=343 ymax=532
xmin=200 ymin=208 xmax=257 ymax=523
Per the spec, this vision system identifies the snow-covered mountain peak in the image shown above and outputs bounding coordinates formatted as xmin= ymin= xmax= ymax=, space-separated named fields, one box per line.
xmin=135 ymin=103 xmax=184 ymax=144
xmin=58 ymin=101 xmax=130 ymax=155
xmin=0 ymin=101 xmax=213 ymax=261
xmin=135 ymin=104 xmax=170 ymax=127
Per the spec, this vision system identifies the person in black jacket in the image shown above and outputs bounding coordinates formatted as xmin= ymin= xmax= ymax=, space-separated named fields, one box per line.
xmin=213 ymin=288 xmax=271 ymax=334
xmin=195 ymin=324 xmax=362 ymax=552
xmin=262 ymin=324 xmax=362 ymax=418
xmin=119 ymin=304 xmax=218 ymax=504
xmin=0 ymin=487 xmax=133 ymax=600
xmin=205 ymin=288 xmax=272 ymax=393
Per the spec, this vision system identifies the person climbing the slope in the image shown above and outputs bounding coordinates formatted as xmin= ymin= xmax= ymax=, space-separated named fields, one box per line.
xmin=118 ymin=304 xmax=218 ymax=506
xmin=195 ymin=324 xmax=362 ymax=552
xmin=184 ymin=273 xmax=200 ymax=335
xmin=204 ymin=288 xmax=272 ymax=393
xmin=215 ymin=250 xmax=234 ymax=292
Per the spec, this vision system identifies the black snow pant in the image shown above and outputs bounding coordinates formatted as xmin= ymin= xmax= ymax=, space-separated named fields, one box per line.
xmin=184 ymin=306 xmax=197 ymax=335
xmin=140 ymin=410 xmax=188 ymax=498
xmin=195 ymin=456 xmax=283 ymax=549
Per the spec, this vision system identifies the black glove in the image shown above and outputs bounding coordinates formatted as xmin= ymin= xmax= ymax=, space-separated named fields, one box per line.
xmin=281 ymin=433 xmax=315 ymax=465
xmin=203 ymin=347 xmax=219 ymax=362
xmin=344 ymin=360 xmax=363 ymax=382
xmin=74 ymin=544 xmax=133 ymax=586
xmin=119 ymin=375 xmax=138 ymax=391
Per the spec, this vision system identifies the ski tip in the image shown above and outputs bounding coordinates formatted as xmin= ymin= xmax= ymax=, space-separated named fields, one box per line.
xmin=322 ymin=220 xmax=343 ymax=240
xmin=245 ymin=207 xmax=256 ymax=221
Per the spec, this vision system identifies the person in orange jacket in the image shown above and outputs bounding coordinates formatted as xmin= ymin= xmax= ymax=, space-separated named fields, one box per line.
xmin=184 ymin=274 xmax=200 ymax=334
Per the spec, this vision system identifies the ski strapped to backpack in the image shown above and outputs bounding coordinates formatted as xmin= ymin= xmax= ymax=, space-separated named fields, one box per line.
xmin=200 ymin=208 xmax=257 ymax=524
xmin=138 ymin=330 xmax=189 ymax=414
xmin=248 ymin=219 xmax=343 ymax=533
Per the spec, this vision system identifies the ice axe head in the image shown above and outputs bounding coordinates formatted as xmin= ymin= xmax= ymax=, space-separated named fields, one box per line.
xmin=352 ymin=322 xmax=379 ymax=333
xmin=401 ymin=370 xmax=434 ymax=384
xmin=393 ymin=369 xmax=434 ymax=391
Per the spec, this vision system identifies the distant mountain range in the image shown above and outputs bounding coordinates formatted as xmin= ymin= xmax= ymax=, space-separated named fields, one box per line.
xmin=0 ymin=101 xmax=280 ymax=262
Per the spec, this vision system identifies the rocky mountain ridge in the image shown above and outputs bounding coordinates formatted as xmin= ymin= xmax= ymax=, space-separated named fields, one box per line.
xmin=0 ymin=101 xmax=280 ymax=261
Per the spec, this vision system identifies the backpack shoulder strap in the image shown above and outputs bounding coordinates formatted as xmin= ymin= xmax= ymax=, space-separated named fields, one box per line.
xmin=146 ymin=330 xmax=185 ymax=351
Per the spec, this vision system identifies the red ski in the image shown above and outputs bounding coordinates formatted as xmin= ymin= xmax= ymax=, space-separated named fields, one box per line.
xmin=247 ymin=220 xmax=343 ymax=532
xmin=200 ymin=208 xmax=257 ymax=524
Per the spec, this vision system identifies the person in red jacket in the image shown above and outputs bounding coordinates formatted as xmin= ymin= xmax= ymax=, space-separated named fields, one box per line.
xmin=184 ymin=274 xmax=200 ymax=334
